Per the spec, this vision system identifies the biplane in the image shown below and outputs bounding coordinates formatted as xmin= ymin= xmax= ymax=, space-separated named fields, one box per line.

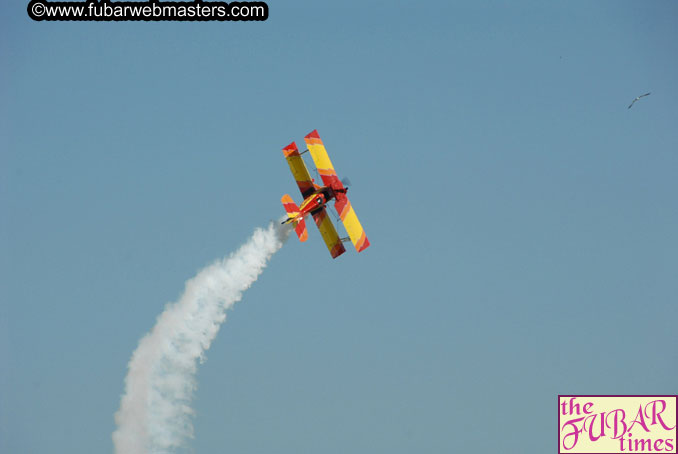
xmin=280 ymin=130 xmax=370 ymax=259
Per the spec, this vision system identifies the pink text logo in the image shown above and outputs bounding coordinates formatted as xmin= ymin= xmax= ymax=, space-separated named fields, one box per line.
xmin=558 ymin=395 xmax=677 ymax=453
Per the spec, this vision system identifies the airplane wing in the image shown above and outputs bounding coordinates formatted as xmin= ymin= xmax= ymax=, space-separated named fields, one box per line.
xmin=283 ymin=141 xmax=316 ymax=199
xmin=304 ymin=130 xmax=343 ymax=188
xmin=334 ymin=195 xmax=370 ymax=253
xmin=304 ymin=130 xmax=370 ymax=254
xmin=311 ymin=207 xmax=346 ymax=259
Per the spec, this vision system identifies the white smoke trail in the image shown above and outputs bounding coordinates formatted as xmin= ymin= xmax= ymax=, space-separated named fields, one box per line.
xmin=113 ymin=221 xmax=291 ymax=454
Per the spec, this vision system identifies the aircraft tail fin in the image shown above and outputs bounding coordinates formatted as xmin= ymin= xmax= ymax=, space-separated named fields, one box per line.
xmin=281 ymin=194 xmax=308 ymax=242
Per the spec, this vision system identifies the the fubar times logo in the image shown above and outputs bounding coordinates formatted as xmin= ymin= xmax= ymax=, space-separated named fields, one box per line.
xmin=559 ymin=396 xmax=677 ymax=453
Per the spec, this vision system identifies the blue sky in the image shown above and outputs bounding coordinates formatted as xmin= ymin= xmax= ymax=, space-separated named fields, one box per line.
xmin=2 ymin=1 xmax=677 ymax=452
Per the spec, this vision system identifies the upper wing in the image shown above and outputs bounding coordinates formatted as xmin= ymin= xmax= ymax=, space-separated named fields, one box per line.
xmin=303 ymin=130 xmax=342 ymax=188
xmin=283 ymin=141 xmax=316 ymax=199
xmin=303 ymin=130 xmax=370 ymax=253
xmin=334 ymin=195 xmax=370 ymax=253
xmin=311 ymin=207 xmax=346 ymax=259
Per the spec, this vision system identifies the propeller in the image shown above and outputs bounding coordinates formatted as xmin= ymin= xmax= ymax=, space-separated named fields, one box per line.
xmin=341 ymin=177 xmax=352 ymax=187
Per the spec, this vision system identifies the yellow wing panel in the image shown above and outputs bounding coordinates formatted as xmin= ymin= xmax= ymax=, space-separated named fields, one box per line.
xmin=311 ymin=208 xmax=346 ymax=259
xmin=335 ymin=198 xmax=370 ymax=252
xmin=283 ymin=142 xmax=315 ymax=198
xmin=304 ymin=130 xmax=340 ymax=187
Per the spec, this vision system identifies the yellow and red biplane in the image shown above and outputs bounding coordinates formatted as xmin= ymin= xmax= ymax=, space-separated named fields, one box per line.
xmin=280 ymin=130 xmax=370 ymax=259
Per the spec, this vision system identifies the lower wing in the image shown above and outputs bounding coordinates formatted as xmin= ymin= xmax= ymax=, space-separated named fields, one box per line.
xmin=311 ymin=207 xmax=346 ymax=259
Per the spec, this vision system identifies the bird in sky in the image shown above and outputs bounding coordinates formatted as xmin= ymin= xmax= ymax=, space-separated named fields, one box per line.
xmin=628 ymin=92 xmax=651 ymax=109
